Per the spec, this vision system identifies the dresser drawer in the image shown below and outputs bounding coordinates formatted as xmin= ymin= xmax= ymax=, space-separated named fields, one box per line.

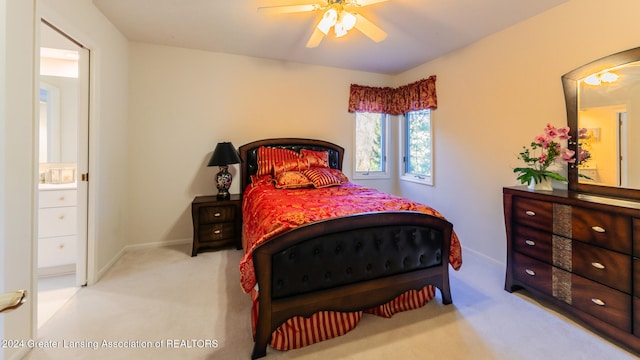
xmin=571 ymin=241 xmax=631 ymax=293
xmin=513 ymin=224 xmax=552 ymax=264
xmin=199 ymin=206 xmax=235 ymax=224
xmin=198 ymin=222 xmax=235 ymax=242
xmin=513 ymin=197 xmax=553 ymax=232
xmin=38 ymin=207 xmax=77 ymax=238
xmin=38 ymin=235 xmax=76 ymax=268
xmin=40 ymin=189 xmax=77 ymax=208
xmin=570 ymin=273 xmax=632 ymax=332
xmin=512 ymin=252 xmax=553 ymax=295
xmin=571 ymin=206 xmax=631 ymax=253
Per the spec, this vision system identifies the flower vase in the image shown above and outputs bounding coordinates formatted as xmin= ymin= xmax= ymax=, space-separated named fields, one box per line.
xmin=528 ymin=177 xmax=553 ymax=191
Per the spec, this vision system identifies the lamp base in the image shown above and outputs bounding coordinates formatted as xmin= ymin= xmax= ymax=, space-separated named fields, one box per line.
xmin=216 ymin=166 xmax=232 ymax=199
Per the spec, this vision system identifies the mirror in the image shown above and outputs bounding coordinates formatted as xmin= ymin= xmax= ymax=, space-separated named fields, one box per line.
xmin=562 ymin=47 xmax=640 ymax=200
xmin=39 ymin=23 xmax=80 ymax=185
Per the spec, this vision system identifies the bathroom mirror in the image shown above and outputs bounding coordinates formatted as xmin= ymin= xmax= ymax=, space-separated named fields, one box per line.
xmin=562 ymin=46 xmax=640 ymax=200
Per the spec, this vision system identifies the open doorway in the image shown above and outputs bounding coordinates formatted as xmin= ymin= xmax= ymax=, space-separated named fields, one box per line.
xmin=37 ymin=20 xmax=89 ymax=328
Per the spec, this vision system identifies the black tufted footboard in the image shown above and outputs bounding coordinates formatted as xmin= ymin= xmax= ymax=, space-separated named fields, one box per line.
xmin=250 ymin=211 xmax=453 ymax=359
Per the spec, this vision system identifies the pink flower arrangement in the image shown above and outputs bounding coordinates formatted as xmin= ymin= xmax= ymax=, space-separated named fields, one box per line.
xmin=514 ymin=123 xmax=590 ymax=186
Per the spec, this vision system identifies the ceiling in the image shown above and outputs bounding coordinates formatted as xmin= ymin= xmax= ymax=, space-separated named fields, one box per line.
xmin=92 ymin=0 xmax=567 ymax=75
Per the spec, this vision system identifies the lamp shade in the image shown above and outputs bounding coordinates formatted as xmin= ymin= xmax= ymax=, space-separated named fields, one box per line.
xmin=207 ymin=142 xmax=240 ymax=167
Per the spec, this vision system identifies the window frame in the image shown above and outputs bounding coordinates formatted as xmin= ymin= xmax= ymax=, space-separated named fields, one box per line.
xmin=353 ymin=112 xmax=390 ymax=180
xmin=400 ymin=109 xmax=433 ymax=186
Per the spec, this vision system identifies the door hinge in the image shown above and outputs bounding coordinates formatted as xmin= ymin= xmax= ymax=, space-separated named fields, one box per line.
xmin=81 ymin=173 xmax=89 ymax=182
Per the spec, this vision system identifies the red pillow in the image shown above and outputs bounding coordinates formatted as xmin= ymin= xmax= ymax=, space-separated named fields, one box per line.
xmin=326 ymin=168 xmax=349 ymax=183
xmin=302 ymin=168 xmax=343 ymax=188
xmin=256 ymin=147 xmax=300 ymax=177
xmin=300 ymin=149 xmax=329 ymax=168
xmin=273 ymin=158 xmax=310 ymax=177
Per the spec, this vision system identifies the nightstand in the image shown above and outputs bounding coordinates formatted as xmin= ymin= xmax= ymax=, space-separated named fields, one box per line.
xmin=191 ymin=194 xmax=242 ymax=256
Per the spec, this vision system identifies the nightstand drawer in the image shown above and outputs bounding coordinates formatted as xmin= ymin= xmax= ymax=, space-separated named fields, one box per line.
xmin=199 ymin=206 xmax=235 ymax=224
xmin=199 ymin=222 xmax=235 ymax=242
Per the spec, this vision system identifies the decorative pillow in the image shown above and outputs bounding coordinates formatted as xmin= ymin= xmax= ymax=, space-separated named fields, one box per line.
xmin=274 ymin=171 xmax=313 ymax=189
xmin=326 ymin=168 xmax=349 ymax=183
xmin=273 ymin=157 xmax=310 ymax=177
xmin=256 ymin=147 xmax=300 ymax=177
xmin=302 ymin=168 xmax=343 ymax=188
xmin=300 ymin=149 xmax=329 ymax=168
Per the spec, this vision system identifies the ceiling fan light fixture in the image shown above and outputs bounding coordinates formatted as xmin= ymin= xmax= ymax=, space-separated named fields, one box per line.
xmin=340 ymin=11 xmax=356 ymax=30
xmin=317 ymin=8 xmax=338 ymax=35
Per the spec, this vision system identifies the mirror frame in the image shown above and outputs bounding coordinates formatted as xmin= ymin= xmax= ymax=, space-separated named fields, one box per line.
xmin=562 ymin=46 xmax=640 ymax=201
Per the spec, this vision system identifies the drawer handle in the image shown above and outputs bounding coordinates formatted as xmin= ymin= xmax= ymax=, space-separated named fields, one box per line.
xmin=525 ymin=210 xmax=536 ymax=216
xmin=214 ymin=230 xmax=221 ymax=234
xmin=58 ymin=215 xmax=65 ymax=220
xmin=214 ymin=213 xmax=222 ymax=217
xmin=525 ymin=269 xmax=536 ymax=276
xmin=591 ymin=262 xmax=605 ymax=270
xmin=591 ymin=226 xmax=605 ymax=233
xmin=591 ymin=298 xmax=606 ymax=306
xmin=59 ymin=196 xmax=65 ymax=201
xmin=58 ymin=244 xmax=64 ymax=249
xmin=525 ymin=240 xmax=536 ymax=246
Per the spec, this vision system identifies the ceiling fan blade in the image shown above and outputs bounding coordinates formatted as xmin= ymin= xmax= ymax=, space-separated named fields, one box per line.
xmin=353 ymin=13 xmax=387 ymax=42
xmin=349 ymin=0 xmax=389 ymax=7
xmin=306 ymin=27 xmax=325 ymax=48
xmin=258 ymin=1 xmax=325 ymax=14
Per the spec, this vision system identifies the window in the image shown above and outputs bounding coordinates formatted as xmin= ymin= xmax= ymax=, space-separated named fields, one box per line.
xmin=402 ymin=109 xmax=432 ymax=185
xmin=354 ymin=112 xmax=388 ymax=179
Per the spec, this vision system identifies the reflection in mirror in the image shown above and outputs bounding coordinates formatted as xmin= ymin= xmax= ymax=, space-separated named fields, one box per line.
xmin=39 ymin=23 xmax=80 ymax=185
xmin=562 ymin=47 xmax=640 ymax=200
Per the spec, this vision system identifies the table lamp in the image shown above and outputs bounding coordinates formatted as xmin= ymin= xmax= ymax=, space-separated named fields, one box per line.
xmin=207 ymin=142 xmax=241 ymax=199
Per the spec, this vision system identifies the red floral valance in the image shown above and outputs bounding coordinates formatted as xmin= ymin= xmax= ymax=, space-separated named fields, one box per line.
xmin=347 ymin=76 xmax=437 ymax=115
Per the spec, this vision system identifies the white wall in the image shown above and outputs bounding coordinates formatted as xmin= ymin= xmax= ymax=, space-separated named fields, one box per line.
xmin=126 ymin=44 xmax=392 ymax=246
xmin=127 ymin=0 xmax=640 ymax=265
xmin=395 ymin=0 xmax=640 ymax=264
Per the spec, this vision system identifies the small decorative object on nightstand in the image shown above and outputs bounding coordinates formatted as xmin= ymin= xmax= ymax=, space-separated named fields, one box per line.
xmin=207 ymin=142 xmax=241 ymax=199
xmin=191 ymin=194 xmax=242 ymax=256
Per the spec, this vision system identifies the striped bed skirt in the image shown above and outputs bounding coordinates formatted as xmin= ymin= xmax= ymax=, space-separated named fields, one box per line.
xmin=251 ymin=285 xmax=437 ymax=351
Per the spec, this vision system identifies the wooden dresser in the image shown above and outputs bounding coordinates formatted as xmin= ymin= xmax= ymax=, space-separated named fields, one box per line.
xmin=503 ymin=186 xmax=640 ymax=353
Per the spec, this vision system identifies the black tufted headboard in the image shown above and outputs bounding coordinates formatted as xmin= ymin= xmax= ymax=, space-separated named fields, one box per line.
xmin=238 ymin=138 xmax=344 ymax=194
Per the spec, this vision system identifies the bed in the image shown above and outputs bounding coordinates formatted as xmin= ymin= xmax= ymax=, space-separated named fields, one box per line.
xmin=238 ymin=138 xmax=462 ymax=359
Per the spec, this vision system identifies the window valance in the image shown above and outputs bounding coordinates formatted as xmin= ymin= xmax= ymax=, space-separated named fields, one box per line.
xmin=347 ymin=75 xmax=437 ymax=115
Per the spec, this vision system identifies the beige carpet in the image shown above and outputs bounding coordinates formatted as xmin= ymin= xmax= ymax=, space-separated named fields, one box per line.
xmin=24 ymin=244 xmax=636 ymax=360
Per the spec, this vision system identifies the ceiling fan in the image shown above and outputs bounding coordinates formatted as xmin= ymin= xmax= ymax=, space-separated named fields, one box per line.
xmin=258 ymin=0 xmax=389 ymax=48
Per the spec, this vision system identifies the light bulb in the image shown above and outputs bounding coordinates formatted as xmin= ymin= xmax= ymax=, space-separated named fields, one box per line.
xmin=317 ymin=8 xmax=338 ymax=34
xmin=583 ymin=74 xmax=600 ymax=86
xmin=341 ymin=11 xmax=356 ymax=31
xmin=600 ymin=71 xmax=618 ymax=83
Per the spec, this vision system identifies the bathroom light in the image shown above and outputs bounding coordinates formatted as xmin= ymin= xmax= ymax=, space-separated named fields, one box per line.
xmin=583 ymin=71 xmax=619 ymax=86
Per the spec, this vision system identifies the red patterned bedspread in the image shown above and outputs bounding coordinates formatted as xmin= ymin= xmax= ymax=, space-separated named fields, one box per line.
xmin=240 ymin=180 xmax=462 ymax=293
xmin=240 ymin=180 xmax=463 ymax=351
